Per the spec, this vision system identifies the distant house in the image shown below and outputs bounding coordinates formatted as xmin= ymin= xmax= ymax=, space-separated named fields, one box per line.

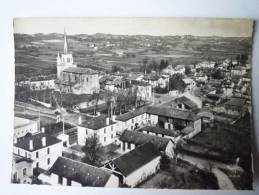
xmin=13 ymin=116 xmax=39 ymax=143
xmin=119 ymin=130 xmax=174 ymax=157
xmin=104 ymin=143 xmax=161 ymax=187
xmin=77 ymin=115 xmax=118 ymax=146
xmin=169 ymin=89 xmax=182 ymax=97
xmin=231 ymin=66 xmax=247 ymax=76
xmin=162 ymin=65 xmax=185 ymax=75
xmin=11 ymin=154 xmax=33 ymax=184
xmin=196 ymin=61 xmax=215 ymax=69
xmin=13 ymin=132 xmax=63 ymax=170
xmin=131 ymin=81 xmax=152 ymax=101
xmin=38 ymin=157 xmax=119 ymax=187
xmin=182 ymin=78 xmax=196 ymax=92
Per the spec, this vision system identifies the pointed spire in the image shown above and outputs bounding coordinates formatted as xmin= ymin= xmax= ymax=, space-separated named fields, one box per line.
xmin=64 ymin=28 xmax=68 ymax=54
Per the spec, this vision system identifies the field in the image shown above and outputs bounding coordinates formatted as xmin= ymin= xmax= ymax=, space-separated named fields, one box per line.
xmin=14 ymin=33 xmax=252 ymax=78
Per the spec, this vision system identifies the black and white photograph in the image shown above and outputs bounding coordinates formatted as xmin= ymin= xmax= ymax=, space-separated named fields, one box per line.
xmin=12 ymin=17 xmax=254 ymax=190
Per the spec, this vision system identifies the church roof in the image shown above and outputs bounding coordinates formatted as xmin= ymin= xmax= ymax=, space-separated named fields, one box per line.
xmin=63 ymin=67 xmax=98 ymax=75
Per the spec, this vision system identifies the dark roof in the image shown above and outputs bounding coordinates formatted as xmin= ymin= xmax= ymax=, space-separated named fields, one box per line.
xmin=174 ymin=96 xmax=198 ymax=109
xmin=225 ymin=98 xmax=246 ymax=107
xmin=115 ymin=107 xmax=147 ymax=122
xmin=14 ymin=133 xmax=62 ymax=152
xmin=63 ymin=67 xmax=98 ymax=75
xmin=50 ymin=157 xmax=112 ymax=187
xmin=138 ymin=126 xmax=179 ymax=137
xmin=113 ymin=143 xmax=160 ymax=177
xmin=146 ymin=106 xmax=196 ymax=121
xmin=79 ymin=115 xmax=116 ymax=130
xmin=119 ymin=130 xmax=172 ymax=151
xmin=116 ymin=106 xmax=197 ymax=122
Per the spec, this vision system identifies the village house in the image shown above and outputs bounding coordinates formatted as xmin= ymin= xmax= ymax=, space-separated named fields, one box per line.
xmin=118 ymin=130 xmax=174 ymax=157
xmin=195 ymin=61 xmax=215 ymax=69
xmin=13 ymin=116 xmax=39 ymax=143
xmin=13 ymin=131 xmax=63 ymax=170
xmin=231 ymin=66 xmax=247 ymax=76
xmin=38 ymin=157 xmax=119 ymax=187
xmin=162 ymin=64 xmax=185 ymax=75
xmin=104 ymin=142 xmax=161 ymax=187
xmin=11 ymin=154 xmax=33 ymax=184
xmin=115 ymin=107 xmax=158 ymax=132
xmin=183 ymin=78 xmax=196 ymax=92
xmin=131 ymin=81 xmax=152 ymax=101
xmin=170 ymin=96 xmax=199 ymax=111
xmin=77 ymin=115 xmax=118 ymax=146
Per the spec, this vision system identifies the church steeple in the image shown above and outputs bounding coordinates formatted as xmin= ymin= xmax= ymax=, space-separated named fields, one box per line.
xmin=64 ymin=28 xmax=68 ymax=54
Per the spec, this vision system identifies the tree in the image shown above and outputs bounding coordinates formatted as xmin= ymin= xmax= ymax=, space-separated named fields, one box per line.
xmin=142 ymin=57 xmax=149 ymax=75
xmin=159 ymin=59 xmax=168 ymax=73
xmin=82 ymin=134 xmax=102 ymax=166
xmin=111 ymin=65 xmax=123 ymax=73
xmin=169 ymin=74 xmax=186 ymax=92
xmin=211 ymin=69 xmax=224 ymax=80
xmin=92 ymin=92 xmax=100 ymax=115
xmin=185 ymin=65 xmax=191 ymax=75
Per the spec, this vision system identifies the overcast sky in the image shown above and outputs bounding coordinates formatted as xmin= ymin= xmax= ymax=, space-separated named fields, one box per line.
xmin=14 ymin=17 xmax=254 ymax=37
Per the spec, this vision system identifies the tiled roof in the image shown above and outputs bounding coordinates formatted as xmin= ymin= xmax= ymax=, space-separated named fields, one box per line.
xmin=146 ymin=106 xmax=196 ymax=121
xmin=138 ymin=126 xmax=179 ymax=137
xmin=115 ymin=107 xmax=147 ymax=122
xmin=50 ymin=157 xmax=112 ymax=187
xmin=63 ymin=67 xmax=98 ymax=75
xmin=113 ymin=143 xmax=160 ymax=177
xmin=79 ymin=115 xmax=116 ymax=130
xmin=225 ymin=98 xmax=246 ymax=107
xmin=119 ymin=130 xmax=172 ymax=151
xmin=174 ymin=96 xmax=198 ymax=109
xmin=14 ymin=133 xmax=62 ymax=152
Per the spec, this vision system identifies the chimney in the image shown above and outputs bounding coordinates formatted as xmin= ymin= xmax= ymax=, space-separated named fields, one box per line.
xmin=78 ymin=116 xmax=82 ymax=125
xmin=42 ymin=137 xmax=46 ymax=147
xmin=41 ymin=127 xmax=45 ymax=133
xmin=29 ymin=139 xmax=33 ymax=150
xmin=111 ymin=115 xmax=116 ymax=122
xmin=106 ymin=117 xmax=110 ymax=126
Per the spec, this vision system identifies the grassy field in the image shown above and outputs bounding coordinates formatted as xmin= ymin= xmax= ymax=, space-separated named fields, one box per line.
xmin=14 ymin=33 xmax=252 ymax=78
xmin=138 ymin=159 xmax=218 ymax=189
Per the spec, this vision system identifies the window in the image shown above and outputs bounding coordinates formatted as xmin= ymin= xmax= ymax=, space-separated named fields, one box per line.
xmin=17 ymin=149 xmax=20 ymax=156
xmin=23 ymin=168 xmax=27 ymax=177
xmin=122 ymin=142 xmax=125 ymax=151
xmin=36 ymin=152 xmax=39 ymax=158
xmin=47 ymin=158 xmax=50 ymax=165
xmin=47 ymin=148 xmax=50 ymax=154
xmin=86 ymin=77 xmax=88 ymax=82
xmin=67 ymin=179 xmax=71 ymax=186
xmin=111 ymin=134 xmax=113 ymax=139
xmin=111 ymin=126 xmax=113 ymax=131
xmin=36 ymin=162 xmax=39 ymax=168
xmin=131 ymin=119 xmax=134 ymax=123
xmin=104 ymin=128 xmax=106 ymax=134
xmin=58 ymin=176 xmax=63 ymax=185
xmin=25 ymin=152 xmax=27 ymax=158
xmin=104 ymin=137 xmax=106 ymax=142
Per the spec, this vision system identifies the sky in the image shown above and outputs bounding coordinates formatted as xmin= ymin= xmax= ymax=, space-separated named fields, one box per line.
xmin=13 ymin=17 xmax=254 ymax=37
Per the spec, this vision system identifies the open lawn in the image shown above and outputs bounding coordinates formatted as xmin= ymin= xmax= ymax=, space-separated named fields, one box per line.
xmin=138 ymin=159 xmax=218 ymax=189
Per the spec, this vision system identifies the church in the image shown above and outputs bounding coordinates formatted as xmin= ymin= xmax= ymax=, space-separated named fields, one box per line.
xmin=55 ymin=30 xmax=100 ymax=94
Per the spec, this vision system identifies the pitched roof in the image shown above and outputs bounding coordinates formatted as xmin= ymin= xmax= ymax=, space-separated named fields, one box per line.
xmin=174 ymin=96 xmax=198 ymax=109
xmin=113 ymin=143 xmax=160 ymax=177
xmin=14 ymin=133 xmax=62 ymax=152
xmin=225 ymin=98 xmax=246 ymax=107
xmin=50 ymin=157 xmax=113 ymax=187
xmin=79 ymin=115 xmax=116 ymax=130
xmin=63 ymin=67 xmax=98 ymax=75
xmin=138 ymin=126 xmax=179 ymax=137
xmin=119 ymin=130 xmax=172 ymax=151
xmin=146 ymin=106 xmax=196 ymax=121
xmin=115 ymin=107 xmax=147 ymax=122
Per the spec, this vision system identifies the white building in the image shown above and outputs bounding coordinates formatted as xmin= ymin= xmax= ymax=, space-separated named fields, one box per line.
xmin=13 ymin=132 xmax=63 ymax=170
xmin=13 ymin=116 xmax=39 ymax=143
xmin=38 ymin=156 xmax=119 ymax=187
xmin=104 ymin=142 xmax=161 ymax=187
xmin=77 ymin=115 xmax=118 ymax=146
